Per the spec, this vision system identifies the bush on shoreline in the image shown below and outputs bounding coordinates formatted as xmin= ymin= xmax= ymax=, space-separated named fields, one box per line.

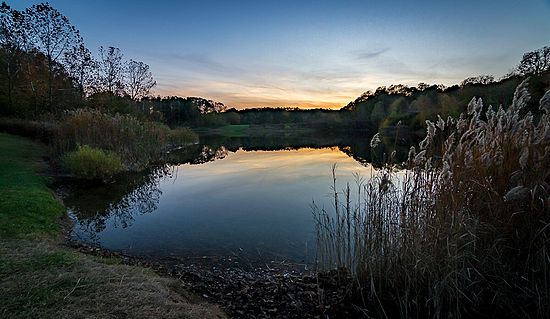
xmin=314 ymin=80 xmax=550 ymax=317
xmin=63 ymin=145 xmax=123 ymax=180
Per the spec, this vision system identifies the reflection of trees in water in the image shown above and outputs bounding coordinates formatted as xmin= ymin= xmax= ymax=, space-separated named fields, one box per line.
xmin=69 ymin=133 xmax=419 ymax=242
xmin=168 ymin=144 xmax=229 ymax=165
xmin=339 ymin=142 xmax=410 ymax=168
xmin=191 ymin=145 xmax=229 ymax=164
xmin=67 ymin=166 xmax=170 ymax=242
xmin=169 ymin=133 xmax=417 ymax=168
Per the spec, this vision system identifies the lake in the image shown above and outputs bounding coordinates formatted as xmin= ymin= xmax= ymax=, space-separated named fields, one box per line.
xmin=64 ymin=136 xmax=389 ymax=267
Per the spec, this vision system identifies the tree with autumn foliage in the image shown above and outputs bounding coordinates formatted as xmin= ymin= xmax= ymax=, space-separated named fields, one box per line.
xmin=24 ymin=2 xmax=80 ymax=110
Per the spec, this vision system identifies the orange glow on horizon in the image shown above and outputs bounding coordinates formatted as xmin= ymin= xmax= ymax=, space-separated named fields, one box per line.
xmin=154 ymin=87 xmax=350 ymax=110
xmin=226 ymin=101 xmax=346 ymax=110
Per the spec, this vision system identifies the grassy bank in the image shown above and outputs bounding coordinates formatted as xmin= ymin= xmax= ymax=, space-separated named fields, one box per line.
xmin=0 ymin=134 xmax=63 ymax=237
xmin=0 ymin=133 xmax=225 ymax=319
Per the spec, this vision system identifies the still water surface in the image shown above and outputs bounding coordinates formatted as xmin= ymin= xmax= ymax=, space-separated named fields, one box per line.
xmin=66 ymin=143 xmax=378 ymax=265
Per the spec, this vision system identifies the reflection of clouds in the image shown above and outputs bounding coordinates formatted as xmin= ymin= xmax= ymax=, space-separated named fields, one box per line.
xmin=174 ymin=147 xmax=375 ymax=188
xmin=69 ymin=144 xmax=400 ymax=256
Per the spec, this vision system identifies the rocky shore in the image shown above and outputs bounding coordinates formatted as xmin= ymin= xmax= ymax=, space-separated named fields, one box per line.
xmin=69 ymin=242 xmax=365 ymax=318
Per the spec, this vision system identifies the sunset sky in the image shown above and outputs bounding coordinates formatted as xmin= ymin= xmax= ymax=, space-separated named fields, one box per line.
xmin=13 ymin=0 xmax=550 ymax=109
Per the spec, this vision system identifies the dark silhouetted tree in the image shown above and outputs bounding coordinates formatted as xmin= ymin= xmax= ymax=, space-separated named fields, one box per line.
xmin=63 ymin=41 xmax=96 ymax=100
xmin=96 ymin=46 xmax=124 ymax=95
xmin=125 ymin=59 xmax=156 ymax=100
xmin=516 ymin=46 xmax=550 ymax=76
xmin=460 ymin=75 xmax=494 ymax=86
xmin=188 ymin=97 xmax=226 ymax=114
xmin=0 ymin=2 xmax=27 ymax=110
xmin=417 ymin=82 xmax=430 ymax=91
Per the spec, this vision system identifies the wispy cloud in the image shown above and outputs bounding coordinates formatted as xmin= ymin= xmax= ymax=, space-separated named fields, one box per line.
xmin=151 ymin=46 xmax=501 ymax=109
xmin=356 ymin=48 xmax=390 ymax=60
xmin=146 ymin=51 xmax=243 ymax=75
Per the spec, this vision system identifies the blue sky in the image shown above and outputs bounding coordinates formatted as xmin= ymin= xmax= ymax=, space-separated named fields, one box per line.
xmin=11 ymin=0 xmax=550 ymax=108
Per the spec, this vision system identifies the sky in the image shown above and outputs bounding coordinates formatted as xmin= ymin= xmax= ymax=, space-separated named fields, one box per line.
xmin=11 ymin=0 xmax=550 ymax=109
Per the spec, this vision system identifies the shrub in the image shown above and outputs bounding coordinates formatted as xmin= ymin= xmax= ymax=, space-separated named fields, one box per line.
xmin=314 ymin=79 xmax=550 ymax=317
xmin=63 ymin=145 xmax=123 ymax=180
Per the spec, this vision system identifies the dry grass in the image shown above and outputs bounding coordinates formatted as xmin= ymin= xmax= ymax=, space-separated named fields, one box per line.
xmin=313 ymin=79 xmax=550 ymax=318
xmin=0 ymin=238 xmax=226 ymax=319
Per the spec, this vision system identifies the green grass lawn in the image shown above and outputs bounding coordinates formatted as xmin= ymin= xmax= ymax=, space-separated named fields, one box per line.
xmin=219 ymin=124 xmax=249 ymax=137
xmin=0 ymin=133 xmax=64 ymax=238
xmin=0 ymin=133 xmax=225 ymax=319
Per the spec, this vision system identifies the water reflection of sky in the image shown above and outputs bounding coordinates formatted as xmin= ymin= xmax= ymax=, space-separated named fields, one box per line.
xmin=70 ymin=147 xmax=376 ymax=264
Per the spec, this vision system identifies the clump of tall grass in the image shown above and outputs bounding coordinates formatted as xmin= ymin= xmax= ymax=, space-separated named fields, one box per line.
xmin=313 ymin=79 xmax=550 ymax=318
xmin=52 ymin=109 xmax=198 ymax=171
xmin=63 ymin=145 xmax=123 ymax=180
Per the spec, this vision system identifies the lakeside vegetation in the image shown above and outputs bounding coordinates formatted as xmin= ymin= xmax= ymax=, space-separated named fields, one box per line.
xmin=0 ymin=2 xmax=197 ymax=181
xmin=0 ymin=133 xmax=225 ymax=318
xmin=314 ymin=81 xmax=550 ymax=317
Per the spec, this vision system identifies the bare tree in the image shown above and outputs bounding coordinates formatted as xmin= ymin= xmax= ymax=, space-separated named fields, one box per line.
xmin=96 ymin=46 xmax=125 ymax=95
xmin=63 ymin=41 xmax=96 ymax=100
xmin=516 ymin=46 xmax=550 ymax=76
xmin=24 ymin=3 xmax=79 ymax=108
xmin=125 ymin=59 xmax=156 ymax=100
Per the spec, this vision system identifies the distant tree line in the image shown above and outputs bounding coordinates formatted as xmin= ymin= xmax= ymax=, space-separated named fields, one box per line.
xmin=143 ymin=96 xmax=227 ymax=126
xmin=340 ymin=46 xmax=550 ymax=132
xmin=148 ymin=69 xmax=548 ymax=135
xmin=145 ymin=45 xmax=549 ymax=133
xmin=1 ymin=1 xmax=548 ymax=135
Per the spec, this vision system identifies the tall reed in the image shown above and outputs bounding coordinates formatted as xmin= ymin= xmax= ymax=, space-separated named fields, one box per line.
xmin=313 ymin=79 xmax=550 ymax=318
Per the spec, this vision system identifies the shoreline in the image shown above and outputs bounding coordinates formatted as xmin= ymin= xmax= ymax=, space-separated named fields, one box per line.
xmin=65 ymin=240 xmax=361 ymax=318
xmin=0 ymin=133 xmax=226 ymax=319
xmin=51 ymin=132 xmax=370 ymax=318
